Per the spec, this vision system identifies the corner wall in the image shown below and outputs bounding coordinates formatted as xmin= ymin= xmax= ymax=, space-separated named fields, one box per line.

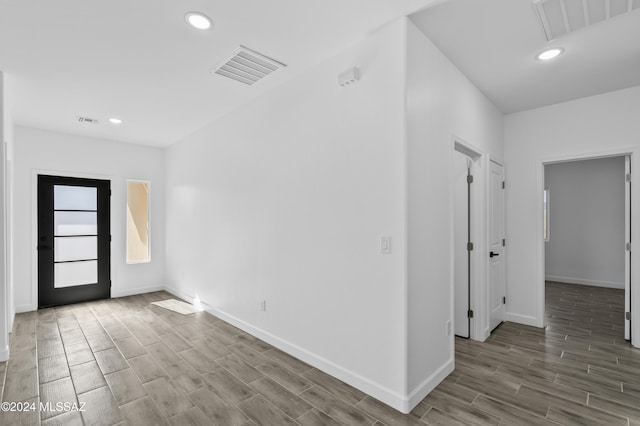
xmin=404 ymin=18 xmax=504 ymax=407
xmin=165 ymin=19 xmax=408 ymax=409
xmin=0 ymin=71 xmax=9 ymax=361
xmin=13 ymin=126 xmax=166 ymax=311
xmin=4 ymin=73 xmax=15 ymax=333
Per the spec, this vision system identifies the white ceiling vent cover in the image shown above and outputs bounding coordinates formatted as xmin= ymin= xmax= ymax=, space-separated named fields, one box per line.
xmin=212 ymin=45 xmax=286 ymax=86
xmin=534 ymin=0 xmax=640 ymax=41
xmin=78 ymin=116 xmax=99 ymax=125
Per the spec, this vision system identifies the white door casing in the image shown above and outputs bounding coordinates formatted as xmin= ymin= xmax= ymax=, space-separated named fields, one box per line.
xmin=536 ymin=149 xmax=640 ymax=348
xmin=454 ymin=150 xmax=471 ymax=338
xmin=489 ymin=159 xmax=505 ymax=331
xmin=625 ymin=155 xmax=631 ymax=340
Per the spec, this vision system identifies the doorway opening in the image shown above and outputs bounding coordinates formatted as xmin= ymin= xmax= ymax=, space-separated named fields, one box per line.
xmin=453 ymin=149 xmax=473 ymax=338
xmin=38 ymin=175 xmax=111 ymax=308
xmin=453 ymin=140 xmax=484 ymax=340
xmin=543 ymin=156 xmax=630 ymax=341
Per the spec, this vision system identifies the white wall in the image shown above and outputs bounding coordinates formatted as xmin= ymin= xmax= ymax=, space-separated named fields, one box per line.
xmin=4 ymin=73 xmax=15 ymax=333
xmin=405 ymin=19 xmax=504 ymax=407
xmin=0 ymin=71 xmax=9 ymax=361
xmin=166 ymin=20 xmax=408 ymax=410
xmin=505 ymin=85 xmax=640 ymax=338
xmin=13 ymin=126 xmax=166 ymax=311
xmin=545 ymin=157 xmax=625 ymax=288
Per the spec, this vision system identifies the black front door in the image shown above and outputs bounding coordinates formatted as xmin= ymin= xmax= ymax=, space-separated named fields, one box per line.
xmin=38 ymin=175 xmax=111 ymax=308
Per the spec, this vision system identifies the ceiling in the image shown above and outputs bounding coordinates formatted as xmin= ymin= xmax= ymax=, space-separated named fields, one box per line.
xmin=410 ymin=0 xmax=640 ymax=114
xmin=3 ymin=1 xmax=638 ymax=147
xmin=0 ymin=0 xmax=441 ymax=147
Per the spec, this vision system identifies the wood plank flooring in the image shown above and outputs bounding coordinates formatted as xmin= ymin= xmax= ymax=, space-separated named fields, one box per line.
xmin=0 ymin=281 xmax=638 ymax=425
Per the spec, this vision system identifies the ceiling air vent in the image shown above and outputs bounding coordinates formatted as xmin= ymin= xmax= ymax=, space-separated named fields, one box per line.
xmin=533 ymin=0 xmax=640 ymax=41
xmin=212 ymin=45 xmax=286 ymax=86
xmin=77 ymin=116 xmax=99 ymax=125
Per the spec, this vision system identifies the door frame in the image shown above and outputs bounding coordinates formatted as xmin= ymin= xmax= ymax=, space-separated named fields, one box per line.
xmin=31 ymin=169 xmax=114 ymax=311
xmin=487 ymin=156 xmax=506 ymax=332
xmin=625 ymin=155 xmax=631 ymax=340
xmin=451 ymin=136 xmax=489 ymax=341
xmin=535 ymin=148 xmax=640 ymax=348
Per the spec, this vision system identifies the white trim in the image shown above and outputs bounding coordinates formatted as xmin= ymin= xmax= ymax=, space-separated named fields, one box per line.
xmin=625 ymin=154 xmax=631 ymax=340
xmin=111 ymin=284 xmax=164 ymax=298
xmin=15 ymin=303 xmax=35 ymax=313
xmin=400 ymin=17 xmax=409 ymax=400
xmin=536 ymin=146 xmax=640 ymax=346
xmin=404 ymin=358 xmax=454 ymax=413
xmin=481 ymin=326 xmax=490 ymax=341
xmin=535 ymin=162 xmax=546 ymax=328
xmin=164 ymin=285 xmax=413 ymax=413
xmin=5 ymin=145 xmax=14 ymax=339
xmin=506 ymin=312 xmax=539 ymax=327
xmin=451 ymin=136 xmax=486 ymax=342
xmin=545 ymin=275 xmax=624 ymax=289
xmin=0 ymin=345 xmax=8 ymax=362
xmin=13 ymin=283 xmax=165 ymax=313
xmin=487 ymin=155 xmax=507 ymax=332
xmin=31 ymin=169 xmax=115 ymax=309
xmin=543 ymin=187 xmax=550 ymax=242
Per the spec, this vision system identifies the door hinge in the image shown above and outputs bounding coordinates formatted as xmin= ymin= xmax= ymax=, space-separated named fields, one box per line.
xmin=626 ymin=312 xmax=631 ymax=321
xmin=467 ymin=310 xmax=474 ymax=318
xmin=503 ymin=296 xmax=506 ymax=304
xmin=467 ymin=242 xmax=474 ymax=251
xmin=626 ymin=173 xmax=631 ymax=183
xmin=502 ymin=239 xmax=506 ymax=247
xmin=467 ymin=175 xmax=474 ymax=184
xmin=502 ymin=181 xmax=505 ymax=189
xmin=626 ymin=242 xmax=631 ymax=251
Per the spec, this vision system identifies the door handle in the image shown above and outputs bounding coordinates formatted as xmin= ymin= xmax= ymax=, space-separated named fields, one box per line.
xmin=490 ymin=251 xmax=500 ymax=258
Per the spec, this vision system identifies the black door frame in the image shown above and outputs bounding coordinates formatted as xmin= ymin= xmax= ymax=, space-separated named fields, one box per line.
xmin=37 ymin=175 xmax=111 ymax=308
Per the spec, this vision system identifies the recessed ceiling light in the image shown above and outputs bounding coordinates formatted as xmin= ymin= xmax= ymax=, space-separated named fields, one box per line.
xmin=185 ymin=12 xmax=213 ymax=30
xmin=536 ymin=48 xmax=564 ymax=61
xmin=109 ymin=118 xmax=123 ymax=124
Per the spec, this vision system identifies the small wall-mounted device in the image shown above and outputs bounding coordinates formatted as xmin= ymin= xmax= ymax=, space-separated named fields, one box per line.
xmin=338 ymin=67 xmax=360 ymax=86
xmin=381 ymin=236 xmax=391 ymax=254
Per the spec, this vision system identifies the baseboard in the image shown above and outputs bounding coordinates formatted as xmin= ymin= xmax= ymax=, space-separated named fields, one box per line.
xmin=545 ymin=275 xmax=623 ymax=289
xmin=9 ymin=307 xmax=15 ymax=333
xmin=16 ymin=303 xmax=36 ymax=313
xmin=0 ymin=345 xmax=9 ymax=362
xmin=163 ymin=285 xmax=411 ymax=413
xmin=111 ymin=284 xmax=165 ymax=298
xmin=163 ymin=286 xmax=200 ymax=308
xmin=481 ymin=327 xmax=490 ymax=341
xmin=506 ymin=312 xmax=541 ymax=328
xmin=404 ymin=358 xmax=454 ymax=413
xmin=15 ymin=284 xmax=165 ymax=312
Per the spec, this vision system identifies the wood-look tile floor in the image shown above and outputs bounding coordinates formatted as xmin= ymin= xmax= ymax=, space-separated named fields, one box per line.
xmin=0 ymin=282 xmax=639 ymax=425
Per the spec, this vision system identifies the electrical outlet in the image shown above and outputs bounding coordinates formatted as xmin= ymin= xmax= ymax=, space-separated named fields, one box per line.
xmin=446 ymin=320 xmax=451 ymax=336
xmin=260 ymin=300 xmax=266 ymax=312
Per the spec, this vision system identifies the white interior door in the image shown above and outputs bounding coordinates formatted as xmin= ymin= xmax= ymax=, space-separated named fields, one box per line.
xmin=489 ymin=159 xmax=505 ymax=331
xmin=625 ymin=155 xmax=631 ymax=341
xmin=454 ymin=151 xmax=471 ymax=338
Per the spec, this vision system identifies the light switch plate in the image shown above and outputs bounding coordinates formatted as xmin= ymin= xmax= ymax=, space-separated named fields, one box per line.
xmin=381 ymin=236 xmax=391 ymax=254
